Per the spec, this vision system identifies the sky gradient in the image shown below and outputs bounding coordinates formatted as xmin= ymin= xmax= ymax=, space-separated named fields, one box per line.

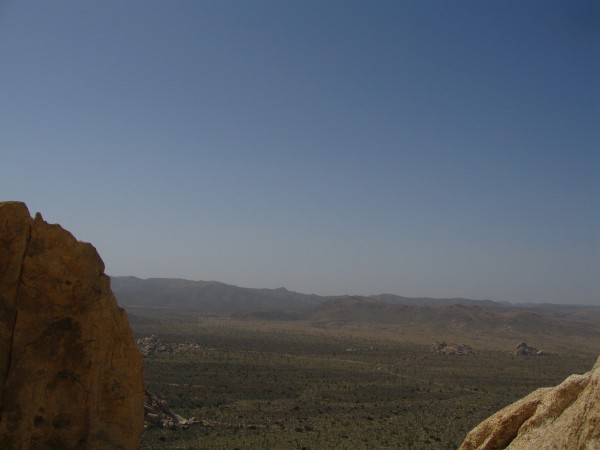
xmin=1 ymin=1 xmax=598 ymax=304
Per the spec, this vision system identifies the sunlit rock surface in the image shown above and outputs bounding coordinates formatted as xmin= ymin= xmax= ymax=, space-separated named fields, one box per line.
xmin=0 ymin=201 xmax=144 ymax=450
xmin=460 ymin=355 xmax=600 ymax=450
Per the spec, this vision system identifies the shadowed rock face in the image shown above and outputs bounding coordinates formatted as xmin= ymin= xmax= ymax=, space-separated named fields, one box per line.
xmin=0 ymin=201 xmax=144 ymax=450
xmin=459 ymin=355 xmax=600 ymax=450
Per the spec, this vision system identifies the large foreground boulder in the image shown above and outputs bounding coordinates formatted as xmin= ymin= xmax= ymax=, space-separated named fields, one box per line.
xmin=0 ymin=201 xmax=144 ymax=449
xmin=460 ymin=355 xmax=600 ymax=450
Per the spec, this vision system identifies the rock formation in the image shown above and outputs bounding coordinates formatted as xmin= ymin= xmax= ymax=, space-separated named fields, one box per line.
xmin=144 ymin=390 xmax=200 ymax=430
xmin=459 ymin=355 xmax=600 ymax=450
xmin=136 ymin=335 xmax=202 ymax=357
xmin=0 ymin=201 xmax=144 ymax=450
xmin=431 ymin=341 xmax=474 ymax=355
xmin=137 ymin=335 xmax=171 ymax=357
xmin=513 ymin=342 xmax=543 ymax=356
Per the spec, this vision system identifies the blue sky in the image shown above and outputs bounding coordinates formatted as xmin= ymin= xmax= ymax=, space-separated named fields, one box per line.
xmin=1 ymin=0 xmax=598 ymax=304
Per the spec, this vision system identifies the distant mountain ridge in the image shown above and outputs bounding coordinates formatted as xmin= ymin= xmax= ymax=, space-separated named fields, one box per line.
xmin=301 ymin=296 xmax=600 ymax=337
xmin=111 ymin=276 xmax=323 ymax=314
xmin=111 ymin=276 xmax=503 ymax=314
xmin=111 ymin=277 xmax=600 ymax=334
xmin=371 ymin=293 xmax=506 ymax=309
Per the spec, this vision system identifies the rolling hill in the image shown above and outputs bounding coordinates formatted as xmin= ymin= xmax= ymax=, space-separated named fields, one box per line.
xmin=111 ymin=276 xmax=322 ymax=314
xmin=112 ymin=276 xmax=600 ymax=338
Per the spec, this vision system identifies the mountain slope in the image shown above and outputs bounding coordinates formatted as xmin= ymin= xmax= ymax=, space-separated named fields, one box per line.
xmin=111 ymin=276 xmax=323 ymax=314
xmin=305 ymin=297 xmax=600 ymax=337
xmin=111 ymin=276 xmax=600 ymax=338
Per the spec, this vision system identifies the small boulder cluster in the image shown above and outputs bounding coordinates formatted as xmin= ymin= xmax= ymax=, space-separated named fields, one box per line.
xmin=136 ymin=335 xmax=171 ymax=356
xmin=136 ymin=335 xmax=202 ymax=356
xmin=431 ymin=341 xmax=474 ymax=355
xmin=514 ymin=342 xmax=543 ymax=356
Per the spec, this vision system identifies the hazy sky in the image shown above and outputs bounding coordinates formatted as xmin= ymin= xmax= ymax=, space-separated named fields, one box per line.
xmin=1 ymin=1 xmax=598 ymax=304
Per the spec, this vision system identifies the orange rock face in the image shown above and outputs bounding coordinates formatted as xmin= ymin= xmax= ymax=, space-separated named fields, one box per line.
xmin=0 ymin=202 xmax=144 ymax=450
xmin=459 ymin=355 xmax=600 ymax=450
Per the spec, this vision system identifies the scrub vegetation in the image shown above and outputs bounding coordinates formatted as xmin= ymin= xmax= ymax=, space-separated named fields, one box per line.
xmin=131 ymin=310 xmax=599 ymax=450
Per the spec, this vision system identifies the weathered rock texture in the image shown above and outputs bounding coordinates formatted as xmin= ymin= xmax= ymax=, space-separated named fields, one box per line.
xmin=460 ymin=355 xmax=600 ymax=450
xmin=0 ymin=201 xmax=144 ymax=450
xmin=144 ymin=390 xmax=200 ymax=430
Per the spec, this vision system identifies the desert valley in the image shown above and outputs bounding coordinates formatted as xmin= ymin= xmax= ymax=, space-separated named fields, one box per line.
xmin=114 ymin=277 xmax=600 ymax=449
xmin=3 ymin=1 xmax=598 ymax=449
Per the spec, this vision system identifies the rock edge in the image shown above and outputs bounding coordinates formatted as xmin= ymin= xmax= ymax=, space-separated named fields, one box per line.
xmin=459 ymin=355 xmax=600 ymax=450
xmin=0 ymin=201 xmax=144 ymax=450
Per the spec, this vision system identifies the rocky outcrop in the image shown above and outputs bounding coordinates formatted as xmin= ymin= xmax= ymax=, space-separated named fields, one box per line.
xmin=459 ymin=355 xmax=600 ymax=450
xmin=136 ymin=335 xmax=202 ymax=356
xmin=431 ymin=341 xmax=474 ymax=355
xmin=514 ymin=342 xmax=543 ymax=356
xmin=0 ymin=202 xmax=144 ymax=449
xmin=136 ymin=335 xmax=171 ymax=357
xmin=144 ymin=390 xmax=200 ymax=430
